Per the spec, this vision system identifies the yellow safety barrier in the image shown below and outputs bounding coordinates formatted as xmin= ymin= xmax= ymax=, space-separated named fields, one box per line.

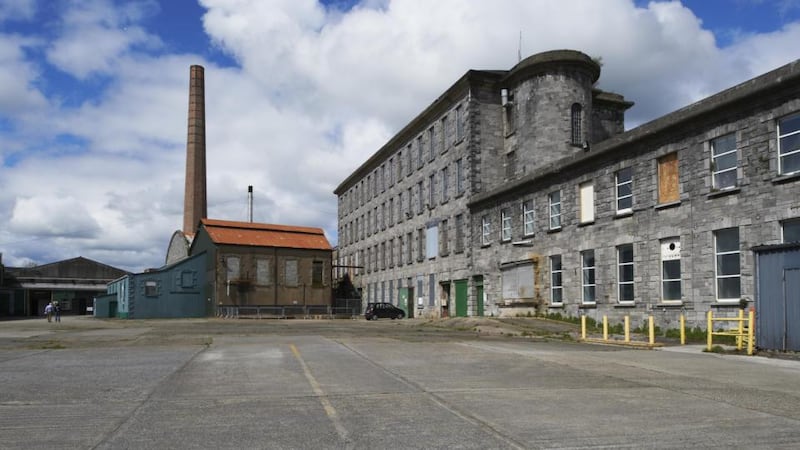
xmin=581 ymin=314 xmax=669 ymax=348
xmin=706 ymin=309 xmax=755 ymax=355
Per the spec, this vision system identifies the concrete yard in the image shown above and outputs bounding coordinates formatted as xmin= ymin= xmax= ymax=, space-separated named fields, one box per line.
xmin=1 ymin=316 xmax=799 ymax=449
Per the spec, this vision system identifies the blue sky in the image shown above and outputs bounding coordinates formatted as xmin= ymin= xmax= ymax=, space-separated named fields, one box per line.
xmin=1 ymin=0 xmax=799 ymax=272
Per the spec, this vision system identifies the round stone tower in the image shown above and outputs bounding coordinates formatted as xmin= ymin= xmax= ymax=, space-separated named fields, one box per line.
xmin=502 ymin=50 xmax=600 ymax=174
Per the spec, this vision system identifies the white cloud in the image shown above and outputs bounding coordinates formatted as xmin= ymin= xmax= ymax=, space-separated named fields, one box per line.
xmin=0 ymin=0 xmax=36 ymax=22
xmin=2 ymin=0 xmax=800 ymax=272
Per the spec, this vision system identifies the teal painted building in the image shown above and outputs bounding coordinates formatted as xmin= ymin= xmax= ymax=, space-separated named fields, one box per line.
xmin=97 ymin=252 xmax=208 ymax=319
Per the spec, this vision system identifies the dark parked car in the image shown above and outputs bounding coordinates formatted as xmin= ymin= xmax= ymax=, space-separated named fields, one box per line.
xmin=364 ymin=302 xmax=405 ymax=320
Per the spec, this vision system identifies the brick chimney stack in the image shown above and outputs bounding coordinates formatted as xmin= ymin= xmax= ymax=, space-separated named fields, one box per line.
xmin=183 ymin=65 xmax=207 ymax=236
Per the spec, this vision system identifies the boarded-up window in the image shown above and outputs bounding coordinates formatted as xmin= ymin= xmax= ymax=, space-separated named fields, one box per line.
xmin=285 ymin=260 xmax=298 ymax=287
xmin=426 ymin=224 xmax=438 ymax=259
xmin=256 ymin=259 xmax=271 ymax=286
xmin=658 ymin=153 xmax=679 ymax=203
xmin=579 ymin=181 xmax=594 ymax=223
xmin=501 ymin=263 xmax=534 ymax=301
xmin=226 ymin=256 xmax=240 ymax=281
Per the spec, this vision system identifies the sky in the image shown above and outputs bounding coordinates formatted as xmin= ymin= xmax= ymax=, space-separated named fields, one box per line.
xmin=1 ymin=0 xmax=799 ymax=273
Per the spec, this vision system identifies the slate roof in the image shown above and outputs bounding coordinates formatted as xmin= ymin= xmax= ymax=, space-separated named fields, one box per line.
xmin=199 ymin=219 xmax=332 ymax=251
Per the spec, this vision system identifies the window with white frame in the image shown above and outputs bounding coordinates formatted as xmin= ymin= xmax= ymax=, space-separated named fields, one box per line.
xmin=581 ymin=250 xmax=596 ymax=304
xmin=523 ymin=199 xmax=535 ymax=236
xmin=550 ymin=255 xmax=563 ymax=304
xmin=616 ymin=167 xmax=633 ymax=213
xmin=783 ymin=218 xmax=800 ymax=242
xmin=778 ymin=113 xmax=800 ymax=175
xmin=617 ymin=244 xmax=634 ymax=303
xmin=579 ymin=181 xmax=594 ymax=223
xmin=501 ymin=208 xmax=512 ymax=242
xmin=711 ymin=134 xmax=737 ymax=189
xmin=549 ymin=190 xmax=561 ymax=229
xmin=481 ymin=215 xmax=491 ymax=245
xmin=714 ymin=227 xmax=741 ymax=301
xmin=661 ymin=238 xmax=681 ymax=301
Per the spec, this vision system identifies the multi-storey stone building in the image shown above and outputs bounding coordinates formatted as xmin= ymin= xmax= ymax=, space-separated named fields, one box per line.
xmin=334 ymin=49 xmax=800 ymax=329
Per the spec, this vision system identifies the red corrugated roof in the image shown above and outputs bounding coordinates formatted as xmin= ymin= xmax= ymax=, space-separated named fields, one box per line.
xmin=200 ymin=219 xmax=332 ymax=251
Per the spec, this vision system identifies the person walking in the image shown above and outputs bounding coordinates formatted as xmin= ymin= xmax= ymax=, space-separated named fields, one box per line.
xmin=54 ymin=301 xmax=61 ymax=323
xmin=44 ymin=302 xmax=53 ymax=323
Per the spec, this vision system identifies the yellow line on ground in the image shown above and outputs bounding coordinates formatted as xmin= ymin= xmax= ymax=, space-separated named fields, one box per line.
xmin=289 ymin=344 xmax=349 ymax=442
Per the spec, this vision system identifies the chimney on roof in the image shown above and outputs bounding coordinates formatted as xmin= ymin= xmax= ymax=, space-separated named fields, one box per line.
xmin=183 ymin=65 xmax=207 ymax=235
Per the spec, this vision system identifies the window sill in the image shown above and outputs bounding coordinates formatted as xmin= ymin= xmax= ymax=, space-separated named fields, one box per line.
xmin=481 ymin=243 xmax=491 ymax=248
xmin=656 ymin=302 xmax=685 ymax=308
xmin=548 ymin=303 xmax=564 ymax=309
xmin=578 ymin=303 xmax=597 ymax=309
xmin=547 ymin=227 xmax=562 ymax=234
xmin=577 ymin=220 xmax=595 ymax=228
xmin=654 ymin=200 xmax=681 ymax=210
xmin=772 ymin=172 xmax=800 ymax=184
xmin=614 ymin=210 xmax=633 ymax=219
xmin=711 ymin=301 xmax=744 ymax=308
xmin=454 ymin=137 xmax=465 ymax=146
xmin=613 ymin=303 xmax=637 ymax=308
xmin=706 ymin=187 xmax=740 ymax=199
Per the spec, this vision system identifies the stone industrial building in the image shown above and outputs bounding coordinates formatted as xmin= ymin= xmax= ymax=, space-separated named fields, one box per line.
xmin=333 ymin=49 xmax=800 ymax=330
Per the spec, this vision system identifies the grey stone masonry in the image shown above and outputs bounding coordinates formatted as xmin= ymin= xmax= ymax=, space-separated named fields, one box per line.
xmin=335 ymin=49 xmax=800 ymax=331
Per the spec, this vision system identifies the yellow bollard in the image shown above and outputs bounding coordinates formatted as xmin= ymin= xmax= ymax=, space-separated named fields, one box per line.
xmin=747 ymin=308 xmax=755 ymax=356
xmin=581 ymin=315 xmax=586 ymax=340
xmin=737 ymin=309 xmax=744 ymax=350
xmin=624 ymin=315 xmax=630 ymax=343
xmin=603 ymin=315 xmax=608 ymax=341
xmin=649 ymin=315 xmax=655 ymax=345
xmin=707 ymin=310 xmax=713 ymax=352
xmin=680 ymin=314 xmax=685 ymax=345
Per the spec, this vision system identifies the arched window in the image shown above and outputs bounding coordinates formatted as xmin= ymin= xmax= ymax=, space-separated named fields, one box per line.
xmin=571 ymin=103 xmax=583 ymax=145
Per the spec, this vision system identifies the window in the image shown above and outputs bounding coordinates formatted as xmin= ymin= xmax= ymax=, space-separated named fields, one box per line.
xmin=429 ymin=274 xmax=436 ymax=306
xmin=778 ymin=113 xmax=800 ymax=175
xmin=428 ymin=127 xmax=435 ymax=161
xmin=616 ymin=167 xmax=633 ymax=213
xmin=456 ymin=158 xmax=465 ymax=194
xmin=783 ymin=218 xmax=800 ymax=242
xmin=406 ymin=144 xmax=413 ymax=176
xmin=571 ymin=103 xmax=583 ymax=145
xmin=523 ymin=200 xmax=535 ymax=236
xmin=417 ymin=228 xmax=425 ymax=262
xmin=711 ymin=134 xmax=737 ymax=189
xmin=388 ymin=158 xmax=394 ymax=186
xmin=407 ymin=187 xmax=413 ymax=217
xmin=380 ymin=242 xmax=386 ymax=270
xmin=502 ymin=263 xmax=534 ymax=302
xmin=714 ymin=227 xmax=741 ymax=301
xmin=550 ymin=255 xmax=563 ymax=304
xmin=380 ymin=164 xmax=386 ymax=192
xmin=389 ymin=239 xmax=394 ymax=268
xmin=456 ymin=104 xmax=464 ymax=141
xmin=381 ymin=203 xmax=386 ymax=230
xmin=180 ymin=270 xmax=196 ymax=288
xmin=426 ymin=224 xmax=438 ymax=259
xmin=504 ymin=91 xmax=516 ymax=135
xmin=661 ymin=238 xmax=681 ymax=301
xmin=398 ymin=235 xmax=405 ymax=266
xmin=416 ymin=136 xmax=423 ymax=169
xmin=285 ymin=260 xmax=298 ymax=287
xmin=441 ymin=167 xmax=449 ymax=203
xmin=579 ymin=181 xmax=594 ymax=223
xmin=658 ymin=152 xmax=680 ymax=203
xmin=440 ymin=219 xmax=449 ymax=256
xmin=581 ymin=250 xmax=596 ymax=304
xmin=455 ymin=214 xmax=464 ymax=253
xmin=312 ymin=261 xmax=324 ymax=287
xmin=428 ymin=173 xmax=436 ymax=208
xmin=405 ymin=232 xmax=412 ymax=264
xmin=617 ymin=244 xmax=634 ymax=303
xmin=505 ymin=151 xmax=516 ymax=179
xmin=440 ymin=116 xmax=448 ymax=152
xmin=366 ymin=210 xmax=371 ymax=237
xmin=145 ymin=280 xmax=158 ymax=297
xmin=373 ymin=206 xmax=378 ymax=233
xmin=388 ymin=198 xmax=394 ymax=226
xmin=417 ymin=181 xmax=424 ymax=214
xmin=397 ymin=151 xmax=403 ymax=180
xmin=481 ymin=215 xmax=491 ymax=245
xmin=226 ymin=256 xmax=240 ymax=280
xmin=501 ymin=208 xmax=512 ymax=242
xmin=256 ymin=259 xmax=272 ymax=285
xmin=549 ymin=191 xmax=561 ymax=229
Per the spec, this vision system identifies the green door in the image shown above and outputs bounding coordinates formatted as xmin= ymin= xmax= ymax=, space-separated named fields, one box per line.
xmin=476 ymin=284 xmax=484 ymax=317
xmin=455 ymin=280 xmax=468 ymax=317
xmin=398 ymin=288 xmax=409 ymax=315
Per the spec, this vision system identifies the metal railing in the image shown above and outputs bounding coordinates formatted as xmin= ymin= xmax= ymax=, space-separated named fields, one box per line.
xmin=707 ymin=309 xmax=755 ymax=355
xmin=216 ymin=305 xmax=360 ymax=320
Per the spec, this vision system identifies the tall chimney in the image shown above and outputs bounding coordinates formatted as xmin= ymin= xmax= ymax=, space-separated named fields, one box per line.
xmin=183 ymin=65 xmax=207 ymax=235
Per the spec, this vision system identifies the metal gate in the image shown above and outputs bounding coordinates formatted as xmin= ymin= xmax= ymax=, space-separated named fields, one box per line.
xmin=754 ymin=244 xmax=800 ymax=351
